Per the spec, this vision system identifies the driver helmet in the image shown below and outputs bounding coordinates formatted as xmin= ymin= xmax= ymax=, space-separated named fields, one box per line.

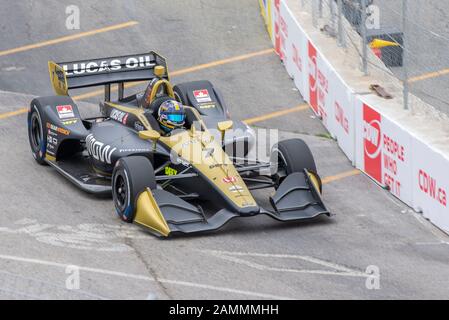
xmin=157 ymin=99 xmax=186 ymax=132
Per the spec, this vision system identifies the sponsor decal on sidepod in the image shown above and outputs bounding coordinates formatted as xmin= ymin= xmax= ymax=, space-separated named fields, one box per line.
xmin=193 ymin=89 xmax=212 ymax=103
xmin=86 ymin=134 xmax=116 ymax=164
xmin=47 ymin=122 xmax=70 ymax=136
xmin=110 ymin=109 xmax=129 ymax=125
xmin=56 ymin=105 xmax=75 ymax=119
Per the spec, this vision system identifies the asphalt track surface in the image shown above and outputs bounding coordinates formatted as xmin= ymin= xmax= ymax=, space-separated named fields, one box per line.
xmin=1 ymin=0 xmax=449 ymax=299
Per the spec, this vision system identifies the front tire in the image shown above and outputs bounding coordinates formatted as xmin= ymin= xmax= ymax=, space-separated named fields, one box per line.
xmin=112 ymin=156 xmax=156 ymax=223
xmin=270 ymin=138 xmax=319 ymax=189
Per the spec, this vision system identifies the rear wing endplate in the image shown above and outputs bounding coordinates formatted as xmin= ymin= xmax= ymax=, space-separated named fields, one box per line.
xmin=48 ymin=51 xmax=169 ymax=96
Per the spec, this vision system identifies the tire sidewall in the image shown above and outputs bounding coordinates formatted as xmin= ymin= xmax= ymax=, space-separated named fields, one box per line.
xmin=112 ymin=156 xmax=156 ymax=223
xmin=112 ymin=164 xmax=133 ymax=222
xmin=28 ymin=104 xmax=47 ymax=165
xmin=173 ymin=85 xmax=189 ymax=105
xmin=272 ymin=139 xmax=317 ymax=175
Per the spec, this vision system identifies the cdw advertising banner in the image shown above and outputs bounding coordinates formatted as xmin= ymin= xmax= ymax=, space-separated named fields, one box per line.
xmin=273 ymin=0 xmax=286 ymax=61
xmin=307 ymin=40 xmax=333 ymax=127
xmin=355 ymin=99 xmax=413 ymax=204
xmin=326 ymin=71 xmax=356 ymax=162
xmin=271 ymin=0 xmax=330 ymax=125
xmin=278 ymin=0 xmax=309 ymax=97
xmin=412 ymin=140 xmax=449 ymax=232
xmin=305 ymin=38 xmax=355 ymax=161
xmin=273 ymin=0 xmax=355 ymax=161
xmin=272 ymin=0 xmax=332 ymax=121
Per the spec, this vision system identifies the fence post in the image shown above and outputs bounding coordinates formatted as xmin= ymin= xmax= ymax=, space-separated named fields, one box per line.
xmin=402 ymin=0 xmax=409 ymax=110
xmin=337 ymin=0 xmax=346 ymax=47
xmin=330 ymin=0 xmax=336 ymax=30
xmin=312 ymin=0 xmax=318 ymax=28
xmin=360 ymin=0 xmax=368 ymax=75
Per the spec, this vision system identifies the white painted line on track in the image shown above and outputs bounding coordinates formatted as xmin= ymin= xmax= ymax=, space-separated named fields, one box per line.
xmin=0 ymin=269 xmax=107 ymax=300
xmin=0 ymin=219 xmax=147 ymax=252
xmin=0 ymin=253 xmax=293 ymax=300
xmin=414 ymin=241 xmax=449 ymax=246
xmin=202 ymin=250 xmax=367 ymax=278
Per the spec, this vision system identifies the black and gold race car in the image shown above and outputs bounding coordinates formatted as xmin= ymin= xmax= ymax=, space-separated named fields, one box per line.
xmin=27 ymin=51 xmax=330 ymax=237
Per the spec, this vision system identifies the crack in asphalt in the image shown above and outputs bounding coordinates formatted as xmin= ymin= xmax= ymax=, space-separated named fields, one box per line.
xmin=124 ymin=237 xmax=173 ymax=299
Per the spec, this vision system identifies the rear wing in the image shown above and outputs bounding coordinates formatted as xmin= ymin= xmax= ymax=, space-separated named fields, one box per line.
xmin=48 ymin=51 xmax=169 ymax=98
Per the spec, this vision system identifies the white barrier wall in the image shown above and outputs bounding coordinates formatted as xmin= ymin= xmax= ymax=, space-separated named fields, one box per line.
xmin=260 ymin=0 xmax=449 ymax=233
xmin=274 ymin=0 xmax=356 ymax=162
xmin=279 ymin=2 xmax=308 ymax=99
xmin=325 ymin=67 xmax=356 ymax=162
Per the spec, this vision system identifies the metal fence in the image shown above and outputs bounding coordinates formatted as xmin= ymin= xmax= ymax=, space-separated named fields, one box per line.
xmin=300 ymin=0 xmax=449 ymax=116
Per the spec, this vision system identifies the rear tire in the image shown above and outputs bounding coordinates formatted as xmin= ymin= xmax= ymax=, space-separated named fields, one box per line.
xmin=112 ymin=156 xmax=156 ymax=223
xmin=27 ymin=103 xmax=47 ymax=165
xmin=173 ymin=84 xmax=189 ymax=105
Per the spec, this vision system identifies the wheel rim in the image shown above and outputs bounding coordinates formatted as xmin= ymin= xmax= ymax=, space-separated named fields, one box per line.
xmin=30 ymin=112 xmax=42 ymax=152
xmin=114 ymin=174 xmax=128 ymax=212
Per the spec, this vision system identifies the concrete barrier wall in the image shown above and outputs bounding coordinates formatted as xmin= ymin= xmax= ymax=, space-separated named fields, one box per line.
xmin=260 ymin=0 xmax=449 ymax=233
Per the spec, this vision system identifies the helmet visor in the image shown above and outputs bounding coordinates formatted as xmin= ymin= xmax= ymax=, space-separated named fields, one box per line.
xmin=166 ymin=113 xmax=185 ymax=123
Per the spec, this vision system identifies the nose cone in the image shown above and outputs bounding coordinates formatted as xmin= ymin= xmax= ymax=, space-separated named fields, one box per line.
xmin=237 ymin=204 xmax=260 ymax=216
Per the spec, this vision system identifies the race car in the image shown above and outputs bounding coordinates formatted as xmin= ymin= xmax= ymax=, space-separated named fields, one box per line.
xmin=27 ymin=51 xmax=330 ymax=237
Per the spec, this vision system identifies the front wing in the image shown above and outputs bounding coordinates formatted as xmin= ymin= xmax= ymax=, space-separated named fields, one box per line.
xmin=134 ymin=170 xmax=330 ymax=237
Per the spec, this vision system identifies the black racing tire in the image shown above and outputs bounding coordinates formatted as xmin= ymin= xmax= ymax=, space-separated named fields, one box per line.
xmin=27 ymin=103 xmax=47 ymax=165
xmin=271 ymin=138 xmax=317 ymax=175
xmin=173 ymin=85 xmax=189 ymax=105
xmin=112 ymin=156 xmax=156 ymax=223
